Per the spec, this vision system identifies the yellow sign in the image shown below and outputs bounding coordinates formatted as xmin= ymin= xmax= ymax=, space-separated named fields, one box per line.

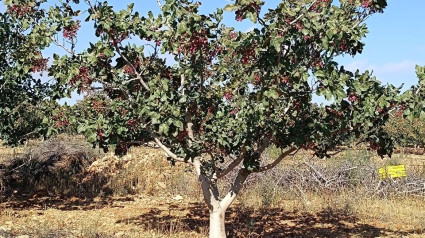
xmin=378 ymin=165 xmax=406 ymax=179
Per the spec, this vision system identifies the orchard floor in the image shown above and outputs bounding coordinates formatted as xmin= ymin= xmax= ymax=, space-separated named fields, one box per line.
xmin=1 ymin=142 xmax=425 ymax=237
xmin=0 ymin=194 xmax=424 ymax=238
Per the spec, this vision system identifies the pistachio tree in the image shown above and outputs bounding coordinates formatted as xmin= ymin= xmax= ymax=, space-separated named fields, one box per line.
xmin=0 ymin=7 xmax=56 ymax=144
xmin=2 ymin=0 xmax=425 ymax=237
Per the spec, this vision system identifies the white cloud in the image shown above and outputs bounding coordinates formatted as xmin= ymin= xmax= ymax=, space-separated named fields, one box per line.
xmin=378 ymin=60 xmax=418 ymax=74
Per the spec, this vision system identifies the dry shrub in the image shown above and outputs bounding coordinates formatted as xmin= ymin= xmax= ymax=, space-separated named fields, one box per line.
xmin=2 ymin=138 xmax=423 ymax=206
xmin=0 ymin=134 xmax=105 ymax=198
xmin=0 ymin=139 xmax=202 ymax=200
xmin=105 ymin=147 xmax=200 ymax=198
xmin=238 ymin=149 xmax=425 ymax=209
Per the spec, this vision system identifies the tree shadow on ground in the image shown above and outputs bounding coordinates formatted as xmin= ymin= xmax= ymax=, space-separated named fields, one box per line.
xmin=116 ymin=202 xmax=424 ymax=238
xmin=0 ymin=195 xmax=134 ymax=211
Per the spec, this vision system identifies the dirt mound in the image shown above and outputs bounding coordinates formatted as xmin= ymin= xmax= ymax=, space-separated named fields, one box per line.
xmin=0 ymin=135 xmax=102 ymax=199
xmin=0 ymin=136 xmax=174 ymax=200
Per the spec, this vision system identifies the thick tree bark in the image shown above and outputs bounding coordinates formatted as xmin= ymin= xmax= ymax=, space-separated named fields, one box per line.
xmin=209 ymin=207 xmax=226 ymax=238
xmin=193 ymin=158 xmax=250 ymax=238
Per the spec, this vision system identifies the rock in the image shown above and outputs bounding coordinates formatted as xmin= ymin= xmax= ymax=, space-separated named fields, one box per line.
xmin=16 ymin=235 xmax=30 ymax=238
xmin=0 ymin=226 xmax=11 ymax=231
xmin=173 ymin=195 xmax=183 ymax=201
xmin=115 ymin=231 xmax=125 ymax=237
xmin=157 ymin=182 xmax=166 ymax=189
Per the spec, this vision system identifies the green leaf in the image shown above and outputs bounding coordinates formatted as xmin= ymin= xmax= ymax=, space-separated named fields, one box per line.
xmin=272 ymin=39 xmax=281 ymax=52
xmin=127 ymin=3 xmax=134 ymax=11
xmin=77 ymin=125 xmax=86 ymax=134
xmin=159 ymin=123 xmax=169 ymax=135
xmin=224 ymin=4 xmax=238 ymax=11
xmin=173 ymin=120 xmax=183 ymax=130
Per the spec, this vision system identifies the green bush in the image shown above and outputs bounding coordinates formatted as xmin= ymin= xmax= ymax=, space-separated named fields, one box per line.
xmin=384 ymin=114 xmax=425 ymax=147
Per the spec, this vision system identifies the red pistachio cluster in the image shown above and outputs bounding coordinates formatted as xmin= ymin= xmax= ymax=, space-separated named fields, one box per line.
xmin=369 ymin=141 xmax=380 ymax=151
xmin=63 ymin=20 xmax=81 ymax=40
xmin=281 ymin=76 xmax=290 ymax=84
xmin=177 ymin=129 xmax=188 ymax=142
xmin=254 ymin=73 xmax=261 ymax=83
xmin=123 ymin=65 xmax=135 ymax=75
xmin=396 ymin=105 xmax=407 ymax=116
xmin=224 ymin=92 xmax=233 ymax=101
xmin=9 ymin=4 xmax=34 ymax=18
xmin=339 ymin=39 xmax=347 ymax=51
xmin=234 ymin=2 xmax=261 ymax=22
xmin=235 ymin=10 xmax=244 ymax=22
xmin=91 ymin=100 xmax=105 ymax=113
xmin=107 ymin=30 xmax=128 ymax=46
xmin=122 ymin=57 xmax=141 ymax=76
xmin=178 ymin=32 xmax=209 ymax=55
xmin=230 ymin=32 xmax=237 ymax=39
xmin=361 ymin=0 xmax=372 ymax=8
xmin=51 ymin=112 xmax=69 ymax=128
xmin=241 ymin=46 xmax=255 ymax=65
xmin=70 ymin=67 xmax=92 ymax=91
xmin=348 ymin=92 xmax=358 ymax=102
xmin=32 ymin=53 xmax=49 ymax=72
xmin=326 ymin=107 xmax=344 ymax=118
xmin=127 ymin=119 xmax=139 ymax=131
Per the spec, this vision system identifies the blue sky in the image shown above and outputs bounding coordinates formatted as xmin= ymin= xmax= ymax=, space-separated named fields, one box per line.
xmin=1 ymin=0 xmax=424 ymax=102
xmin=100 ymin=0 xmax=425 ymax=90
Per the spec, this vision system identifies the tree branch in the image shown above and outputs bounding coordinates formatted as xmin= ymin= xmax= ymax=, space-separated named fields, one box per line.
xmin=180 ymin=74 xmax=195 ymax=148
xmin=153 ymin=137 xmax=190 ymax=164
xmin=256 ymin=134 xmax=273 ymax=154
xmin=289 ymin=0 xmax=318 ymax=25
xmin=180 ymin=74 xmax=186 ymax=95
xmin=253 ymin=147 xmax=298 ymax=173
xmin=216 ymin=134 xmax=270 ymax=179
xmin=220 ymin=168 xmax=249 ymax=209
xmin=121 ymin=77 xmax=139 ymax=85
xmin=193 ymin=158 xmax=221 ymax=210
xmin=216 ymin=146 xmax=247 ymax=178
xmin=85 ymin=0 xmax=97 ymax=14
xmin=276 ymin=0 xmax=318 ymax=34
xmin=112 ymin=43 xmax=151 ymax=91
xmin=186 ymin=117 xmax=194 ymax=147
xmin=50 ymin=36 xmax=75 ymax=56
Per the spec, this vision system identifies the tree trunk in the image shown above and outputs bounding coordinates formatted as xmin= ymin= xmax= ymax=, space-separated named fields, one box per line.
xmin=193 ymin=158 xmax=249 ymax=238
xmin=209 ymin=207 xmax=227 ymax=238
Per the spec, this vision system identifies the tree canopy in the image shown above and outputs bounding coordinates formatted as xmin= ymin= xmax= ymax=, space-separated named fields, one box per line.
xmin=1 ymin=0 xmax=425 ymax=237
xmin=2 ymin=0 xmax=424 ymax=158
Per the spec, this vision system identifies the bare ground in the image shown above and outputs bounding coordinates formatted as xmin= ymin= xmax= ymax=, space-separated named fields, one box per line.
xmin=1 ymin=143 xmax=424 ymax=238
xmin=1 ymin=193 xmax=424 ymax=238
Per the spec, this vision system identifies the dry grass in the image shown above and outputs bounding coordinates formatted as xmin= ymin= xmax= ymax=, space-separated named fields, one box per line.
xmin=1 ymin=141 xmax=425 ymax=237
xmin=1 ymin=193 xmax=424 ymax=237
xmin=105 ymin=146 xmax=200 ymax=198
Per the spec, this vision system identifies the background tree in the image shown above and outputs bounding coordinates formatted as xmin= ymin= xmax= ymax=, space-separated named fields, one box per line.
xmin=0 ymin=7 xmax=58 ymax=145
xmin=384 ymin=111 xmax=425 ymax=148
xmin=2 ymin=0 xmax=425 ymax=237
